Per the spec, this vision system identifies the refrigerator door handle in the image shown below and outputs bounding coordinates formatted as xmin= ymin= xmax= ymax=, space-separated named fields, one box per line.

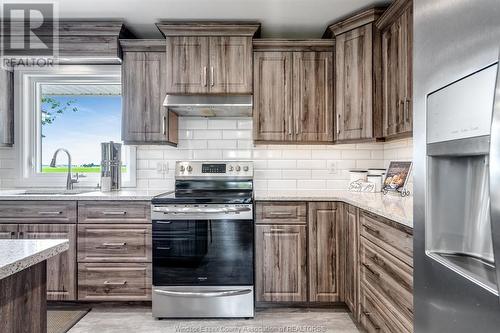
xmin=489 ymin=57 xmax=500 ymax=299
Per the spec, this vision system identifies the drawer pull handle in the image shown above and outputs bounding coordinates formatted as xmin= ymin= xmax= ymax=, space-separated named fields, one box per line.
xmin=103 ymin=280 xmax=127 ymax=286
xmin=268 ymin=212 xmax=294 ymax=217
xmin=363 ymin=225 xmax=381 ymax=235
xmin=103 ymin=211 xmax=127 ymax=216
xmin=156 ymin=246 xmax=172 ymax=250
xmin=363 ymin=263 xmax=380 ymax=278
xmin=270 ymin=228 xmax=286 ymax=232
xmin=101 ymin=242 xmax=126 ymax=247
xmin=38 ymin=211 xmax=62 ymax=215
xmin=156 ymin=221 xmax=172 ymax=224
xmin=363 ymin=312 xmax=381 ymax=330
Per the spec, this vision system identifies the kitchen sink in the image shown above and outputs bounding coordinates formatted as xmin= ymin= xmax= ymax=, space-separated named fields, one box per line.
xmin=20 ymin=189 xmax=95 ymax=195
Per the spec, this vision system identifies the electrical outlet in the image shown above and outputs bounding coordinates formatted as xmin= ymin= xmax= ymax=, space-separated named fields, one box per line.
xmin=156 ymin=162 xmax=169 ymax=175
xmin=329 ymin=162 xmax=338 ymax=174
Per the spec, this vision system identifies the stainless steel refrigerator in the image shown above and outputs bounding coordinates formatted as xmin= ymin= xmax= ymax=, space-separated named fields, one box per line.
xmin=414 ymin=0 xmax=500 ymax=332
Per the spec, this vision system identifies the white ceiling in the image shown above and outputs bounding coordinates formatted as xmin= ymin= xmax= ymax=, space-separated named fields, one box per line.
xmin=58 ymin=0 xmax=390 ymax=38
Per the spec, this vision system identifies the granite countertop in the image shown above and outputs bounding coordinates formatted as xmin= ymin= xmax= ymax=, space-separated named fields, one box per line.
xmin=0 ymin=189 xmax=169 ymax=201
xmin=255 ymin=190 xmax=413 ymax=228
xmin=0 ymin=239 xmax=69 ymax=280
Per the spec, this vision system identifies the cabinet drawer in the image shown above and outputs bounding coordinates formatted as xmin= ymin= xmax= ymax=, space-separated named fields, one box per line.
xmin=256 ymin=202 xmax=307 ymax=224
xmin=78 ymin=224 xmax=152 ymax=262
xmin=360 ymin=285 xmax=407 ymax=333
xmin=78 ymin=263 xmax=151 ymax=301
xmin=360 ymin=237 xmax=413 ymax=329
xmin=0 ymin=201 xmax=76 ymax=223
xmin=78 ymin=201 xmax=150 ymax=224
xmin=360 ymin=210 xmax=413 ymax=266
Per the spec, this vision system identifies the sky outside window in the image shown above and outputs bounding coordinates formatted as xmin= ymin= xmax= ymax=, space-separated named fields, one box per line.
xmin=40 ymin=84 xmax=123 ymax=174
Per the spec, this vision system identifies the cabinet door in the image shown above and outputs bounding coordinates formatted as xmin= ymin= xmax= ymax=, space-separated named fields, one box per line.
xmin=0 ymin=68 xmax=13 ymax=146
xmin=18 ymin=224 xmax=77 ymax=300
xmin=402 ymin=5 xmax=413 ymax=133
xmin=122 ymin=51 xmax=177 ymax=144
xmin=255 ymin=224 xmax=307 ymax=302
xmin=343 ymin=204 xmax=359 ymax=317
xmin=208 ymin=36 xmax=252 ymax=94
xmin=166 ymin=36 xmax=209 ymax=94
xmin=293 ymin=52 xmax=334 ymax=142
xmin=382 ymin=24 xmax=401 ymax=137
xmin=308 ymin=202 xmax=340 ymax=302
xmin=0 ymin=224 xmax=18 ymax=239
xmin=253 ymin=52 xmax=294 ymax=142
xmin=335 ymin=25 xmax=373 ymax=141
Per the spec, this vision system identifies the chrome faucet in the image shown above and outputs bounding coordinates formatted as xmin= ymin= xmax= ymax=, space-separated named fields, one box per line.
xmin=50 ymin=148 xmax=79 ymax=190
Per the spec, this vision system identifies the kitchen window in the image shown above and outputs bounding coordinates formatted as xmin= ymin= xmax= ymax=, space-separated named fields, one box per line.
xmin=15 ymin=65 xmax=136 ymax=187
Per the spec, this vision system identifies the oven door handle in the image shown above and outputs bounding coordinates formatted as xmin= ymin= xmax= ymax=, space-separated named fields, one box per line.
xmin=154 ymin=289 xmax=252 ymax=298
xmin=154 ymin=207 xmax=251 ymax=214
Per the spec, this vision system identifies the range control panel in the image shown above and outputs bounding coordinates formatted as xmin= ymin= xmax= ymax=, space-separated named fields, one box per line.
xmin=176 ymin=161 xmax=253 ymax=178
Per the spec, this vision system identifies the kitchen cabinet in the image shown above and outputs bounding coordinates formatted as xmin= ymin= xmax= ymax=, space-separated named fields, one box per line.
xmin=255 ymin=201 xmax=307 ymax=224
xmin=359 ymin=209 xmax=413 ymax=333
xmin=157 ymin=22 xmax=260 ymax=94
xmin=18 ymin=224 xmax=77 ymax=301
xmin=341 ymin=204 xmax=359 ymax=318
xmin=377 ymin=0 xmax=413 ymax=139
xmin=0 ymin=201 xmax=77 ymax=223
xmin=77 ymin=200 xmax=152 ymax=301
xmin=253 ymin=40 xmax=334 ymax=143
xmin=325 ymin=8 xmax=385 ymax=142
xmin=0 ymin=68 xmax=13 ymax=147
xmin=121 ymin=40 xmax=178 ymax=145
xmin=308 ymin=202 xmax=341 ymax=302
xmin=255 ymin=224 xmax=308 ymax=302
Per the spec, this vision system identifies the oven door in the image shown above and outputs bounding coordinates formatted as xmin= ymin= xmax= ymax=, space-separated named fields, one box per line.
xmin=153 ymin=219 xmax=254 ymax=286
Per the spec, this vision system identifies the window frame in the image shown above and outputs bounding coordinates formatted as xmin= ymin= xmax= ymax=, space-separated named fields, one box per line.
xmin=14 ymin=65 xmax=136 ymax=188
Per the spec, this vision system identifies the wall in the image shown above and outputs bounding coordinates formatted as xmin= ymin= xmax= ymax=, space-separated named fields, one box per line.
xmin=0 ymin=117 xmax=414 ymax=191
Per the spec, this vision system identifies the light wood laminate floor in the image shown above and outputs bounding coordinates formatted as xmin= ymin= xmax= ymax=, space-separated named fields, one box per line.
xmin=68 ymin=307 xmax=361 ymax=333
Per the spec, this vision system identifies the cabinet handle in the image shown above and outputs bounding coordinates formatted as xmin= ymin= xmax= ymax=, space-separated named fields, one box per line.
xmin=10 ymin=231 xmax=16 ymax=238
xmin=103 ymin=280 xmax=127 ymax=286
xmin=162 ymin=116 xmax=167 ymax=136
xmin=103 ymin=211 xmax=127 ymax=216
xmin=210 ymin=66 xmax=214 ymax=87
xmin=156 ymin=246 xmax=172 ymax=250
xmin=268 ymin=212 xmax=293 ymax=217
xmin=363 ymin=263 xmax=380 ymax=278
xmin=337 ymin=114 xmax=341 ymax=135
xmin=101 ymin=242 xmax=126 ymax=247
xmin=405 ymin=98 xmax=411 ymax=123
xmin=38 ymin=211 xmax=62 ymax=215
xmin=363 ymin=224 xmax=381 ymax=235
xmin=270 ymin=227 xmax=287 ymax=232
xmin=18 ymin=231 xmax=23 ymax=238
xmin=203 ymin=66 xmax=207 ymax=87
xmin=156 ymin=221 xmax=172 ymax=224
xmin=363 ymin=312 xmax=381 ymax=330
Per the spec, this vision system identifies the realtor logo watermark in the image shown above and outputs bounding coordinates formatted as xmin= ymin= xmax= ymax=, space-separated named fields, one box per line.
xmin=1 ymin=1 xmax=59 ymax=68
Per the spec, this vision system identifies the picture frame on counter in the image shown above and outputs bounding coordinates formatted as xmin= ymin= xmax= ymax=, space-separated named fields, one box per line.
xmin=382 ymin=161 xmax=413 ymax=197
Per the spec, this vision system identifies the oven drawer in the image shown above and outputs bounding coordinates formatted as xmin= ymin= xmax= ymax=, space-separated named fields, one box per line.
xmin=78 ymin=224 xmax=152 ymax=262
xmin=0 ymin=201 xmax=77 ymax=223
xmin=78 ymin=263 xmax=151 ymax=301
xmin=153 ymin=220 xmax=202 ymax=236
xmin=256 ymin=202 xmax=307 ymax=224
xmin=78 ymin=201 xmax=150 ymax=224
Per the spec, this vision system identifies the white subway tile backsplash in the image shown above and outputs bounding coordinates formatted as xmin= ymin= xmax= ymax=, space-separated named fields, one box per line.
xmin=297 ymin=180 xmax=326 ymax=190
xmin=208 ymin=119 xmax=238 ymax=129
xmin=192 ymin=150 xmax=223 ymax=160
xmin=222 ymin=130 xmax=252 ymax=140
xmin=341 ymin=150 xmax=372 ymax=159
xmin=179 ymin=118 xmax=208 ymax=130
xmin=296 ymin=160 xmax=327 ymax=169
xmin=207 ymin=140 xmax=237 ymax=149
xmin=282 ymin=169 xmax=311 ymax=179
xmin=193 ymin=130 xmax=222 ymax=140
xmin=223 ymin=150 xmax=252 ymax=159
xmin=268 ymin=180 xmax=296 ymax=190
xmin=255 ymin=169 xmax=282 ymax=179
xmin=137 ymin=149 xmax=163 ymax=160
xmin=282 ymin=149 xmax=311 ymax=159
xmin=237 ymin=119 xmax=253 ymax=130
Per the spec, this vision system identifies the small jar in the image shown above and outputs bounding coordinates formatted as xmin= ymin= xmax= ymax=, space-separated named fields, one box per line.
xmin=349 ymin=170 xmax=368 ymax=183
xmin=367 ymin=175 xmax=383 ymax=192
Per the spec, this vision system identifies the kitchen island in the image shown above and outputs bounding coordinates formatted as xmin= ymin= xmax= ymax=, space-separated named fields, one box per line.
xmin=0 ymin=239 xmax=69 ymax=333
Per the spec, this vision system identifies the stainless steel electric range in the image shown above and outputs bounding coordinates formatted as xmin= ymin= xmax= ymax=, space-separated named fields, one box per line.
xmin=151 ymin=161 xmax=254 ymax=318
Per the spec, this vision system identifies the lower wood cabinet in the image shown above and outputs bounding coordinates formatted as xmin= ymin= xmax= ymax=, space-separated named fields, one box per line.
xmin=341 ymin=204 xmax=359 ymax=317
xmin=255 ymin=224 xmax=308 ymax=302
xmin=308 ymin=202 xmax=341 ymax=302
xmin=78 ymin=263 xmax=151 ymax=301
xmin=18 ymin=224 xmax=77 ymax=301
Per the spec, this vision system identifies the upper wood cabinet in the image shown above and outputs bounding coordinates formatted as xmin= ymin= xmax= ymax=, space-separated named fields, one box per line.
xmin=120 ymin=40 xmax=178 ymax=145
xmin=325 ymin=8 xmax=385 ymax=142
xmin=377 ymin=0 xmax=413 ymax=139
xmin=157 ymin=22 xmax=260 ymax=94
xmin=253 ymin=40 xmax=334 ymax=143
xmin=0 ymin=68 xmax=13 ymax=147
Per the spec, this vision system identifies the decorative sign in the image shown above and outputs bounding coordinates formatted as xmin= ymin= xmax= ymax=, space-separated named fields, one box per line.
xmin=382 ymin=161 xmax=412 ymax=197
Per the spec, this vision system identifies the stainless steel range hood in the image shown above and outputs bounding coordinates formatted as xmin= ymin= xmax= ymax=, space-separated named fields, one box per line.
xmin=163 ymin=95 xmax=253 ymax=117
